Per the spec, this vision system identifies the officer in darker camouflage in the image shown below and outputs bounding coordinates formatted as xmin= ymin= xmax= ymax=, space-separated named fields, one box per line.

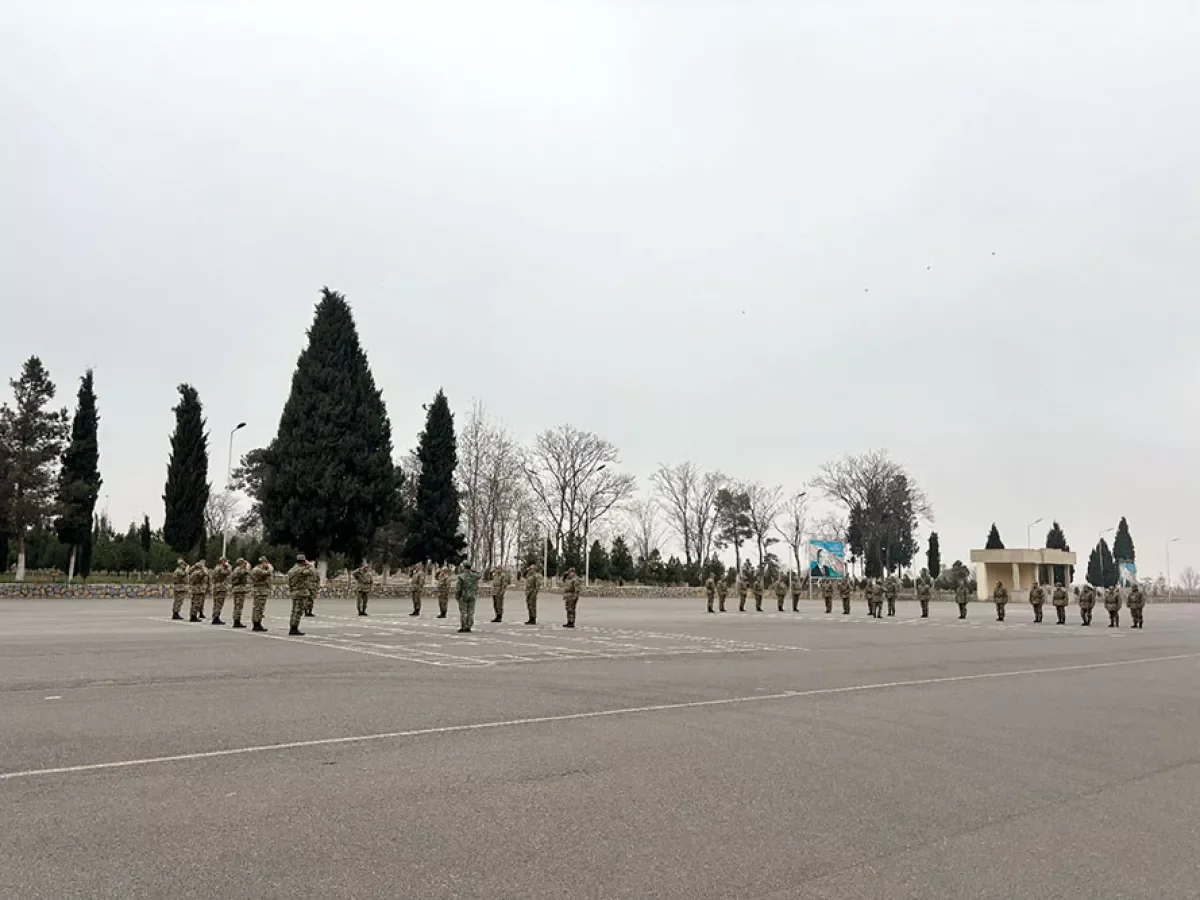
xmin=188 ymin=559 xmax=210 ymax=622
xmin=524 ymin=565 xmax=540 ymax=624
xmin=171 ymin=559 xmax=189 ymax=620
xmin=562 ymin=567 xmax=580 ymax=628
xmin=752 ymin=573 xmax=764 ymax=612
xmin=821 ymin=579 xmax=834 ymax=614
xmin=409 ymin=564 xmax=425 ymax=616
xmin=716 ymin=573 xmax=729 ymax=612
xmin=1103 ymin=585 xmax=1122 ymax=627
xmin=436 ymin=565 xmax=452 ymax=618
xmin=705 ymin=574 xmax=716 ymax=613
xmin=456 ymin=561 xmax=480 ymax=633
xmin=883 ymin=574 xmax=898 ymax=617
xmin=838 ymin=577 xmax=851 ymax=614
xmin=954 ymin=579 xmax=970 ymax=619
xmin=992 ymin=581 xmax=1009 ymax=621
xmin=1126 ymin=582 xmax=1145 ymax=629
xmin=1051 ymin=582 xmax=1068 ymax=625
xmin=916 ymin=574 xmax=932 ymax=618
xmin=229 ymin=558 xmax=250 ymax=628
xmin=491 ymin=566 xmax=510 ymax=623
xmin=773 ymin=576 xmax=787 ymax=612
xmin=210 ymin=557 xmax=232 ymax=625
xmin=1028 ymin=581 xmax=1046 ymax=623
xmin=249 ymin=557 xmax=273 ymax=631
xmin=285 ymin=554 xmax=309 ymax=636
xmin=1077 ymin=583 xmax=1096 ymax=625
xmin=353 ymin=563 xmax=373 ymax=616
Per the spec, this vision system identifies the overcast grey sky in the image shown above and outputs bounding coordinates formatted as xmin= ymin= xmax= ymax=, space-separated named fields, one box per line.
xmin=2 ymin=1 xmax=1198 ymax=578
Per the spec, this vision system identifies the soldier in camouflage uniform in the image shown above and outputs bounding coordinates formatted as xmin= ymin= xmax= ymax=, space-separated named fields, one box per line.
xmin=790 ymin=575 xmax=802 ymax=612
xmin=491 ymin=566 xmax=510 ymax=623
xmin=992 ymin=581 xmax=1009 ymax=621
xmin=1103 ymin=585 xmax=1122 ymax=627
xmin=773 ymin=576 xmax=787 ymax=612
xmin=285 ymin=554 xmax=310 ymax=636
xmin=456 ymin=561 xmax=480 ymax=633
xmin=409 ymin=564 xmax=425 ymax=616
xmin=524 ymin=565 xmax=540 ymax=624
xmin=170 ymin=559 xmax=189 ymax=620
xmin=1028 ymin=581 xmax=1046 ymax=623
xmin=1127 ymin=582 xmax=1145 ymax=629
xmin=250 ymin=557 xmax=273 ymax=631
xmin=736 ymin=574 xmax=748 ymax=612
xmin=865 ymin=578 xmax=881 ymax=618
xmin=1077 ymin=583 xmax=1096 ymax=625
xmin=838 ymin=577 xmax=852 ymax=614
xmin=188 ymin=559 xmax=210 ymax=622
xmin=353 ymin=563 xmax=373 ymax=616
xmin=883 ymin=574 xmax=899 ymax=617
xmin=210 ymin=557 xmax=232 ymax=625
xmin=954 ymin=579 xmax=970 ymax=619
xmin=562 ymin=567 xmax=580 ymax=628
xmin=229 ymin=558 xmax=250 ymax=628
xmin=302 ymin=558 xmax=318 ymax=617
xmin=716 ymin=574 xmax=729 ymax=612
xmin=436 ymin=565 xmax=452 ymax=619
xmin=1051 ymin=582 xmax=1068 ymax=625
xmin=821 ymin=579 xmax=834 ymax=614
xmin=916 ymin=574 xmax=932 ymax=618
xmin=752 ymin=573 xmax=764 ymax=612
xmin=705 ymin=574 xmax=716 ymax=613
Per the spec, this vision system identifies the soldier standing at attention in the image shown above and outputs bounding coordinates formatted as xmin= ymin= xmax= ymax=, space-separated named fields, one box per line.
xmin=524 ymin=565 xmax=540 ymax=624
xmin=717 ymin=574 xmax=730 ymax=612
xmin=562 ymin=567 xmax=580 ymax=628
xmin=705 ymin=574 xmax=716 ymax=613
xmin=409 ymin=564 xmax=425 ymax=616
xmin=916 ymin=574 xmax=932 ymax=618
xmin=736 ymin=573 xmax=748 ymax=612
xmin=249 ymin=557 xmax=273 ymax=632
xmin=883 ymin=574 xmax=899 ymax=617
xmin=229 ymin=558 xmax=250 ymax=629
xmin=1078 ymin=583 xmax=1096 ymax=625
xmin=436 ymin=565 xmax=452 ymax=619
xmin=790 ymin=575 xmax=802 ymax=612
xmin=302 ymin=558 xmax=318 ymax=617
xmin=491 ymin=566 xmax=510 ymax=623
xmin=456 ymin=561 xmax=480 ymax=633
xmin=1051 ymin=582 xmax=1068 ymax=625
xmin=1127 ymin=582 xmax=1145 ymax=629
xmin=865 ymin=578 xmax=880 ymax=618
xmin=285 ymin=554 xmax=309 ymax=636
xmin=1028 ymin=581 xmax=1046 ymax=623
xmin=1104 ymin=585 xmax=1122 ymax=627
xmin=954 ymin=579 xmax=970 ymax=619
xmin=171 ymin=558 xmax=189 ymax=620
xmin=752 ymin=572 xmax=765 ymax=612
xmin=210 ymin=557 xmax=232 ymax=625
xmin=821 ymin=579 xmax=835 ymax=614
xmin=188 ymin=559 xmax=210 ymax=623
xmin=773 ymin=576 xmax=787 ymax=612
xmin=353 ymin=563 xmax=373 ymax=616
xmin=838 ymin=577 xmax=852 ymax=615
xmin=992 ymin=581 xmax=1009 ymax=621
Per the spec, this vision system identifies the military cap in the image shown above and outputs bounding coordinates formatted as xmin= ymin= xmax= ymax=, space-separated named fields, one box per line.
xmin=297 ymin=553 xmax=307 ymax=562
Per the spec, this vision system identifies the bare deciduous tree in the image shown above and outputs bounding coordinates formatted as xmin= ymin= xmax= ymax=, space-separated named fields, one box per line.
xmin=203 ymin=492 xmax=240 ymax=540
xmin=1180 ymin=566 xmax=1200 ymax=593
xmin=775 ymin=490 xmax=809 ymax=574
xmin=624 ymin=495 xmax=665 ymax=563
xmin=458 ymin=402 xmax=528 ymax=570
xmin=744 ymin=482 xmax=783 ymax=570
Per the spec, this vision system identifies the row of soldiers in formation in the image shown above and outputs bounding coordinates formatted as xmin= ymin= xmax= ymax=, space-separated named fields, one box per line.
xmin=703 ymin=573 xmax=1149 ymax=628
xmin=170 ymin=557 xmax=583 ymax=636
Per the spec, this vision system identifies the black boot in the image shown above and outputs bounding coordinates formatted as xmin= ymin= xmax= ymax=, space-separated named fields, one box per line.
xmin=252 ymin=623 xmax=268 ymax=632
xmin=436 ymin=613 xmax=447 ymax=619
xmin=457 ymin=627 xmax=471 ymax=633
xmin=211 ymin=617 xmax=224 ymax=625
xmin=232 ymin=620 xmax=246 ymax=629
xmin=525 ymin=619 xmax=536 ymax=625
xmin=563 ymin=622 xmax=575 ymax=629
xmin=172 ymin=613 xmax=183 ymax=621
xmin=189 ymin=615 xmax=200 ymax=623
xmin=289 ymin=627 xmax=305 ymax=636
xmin=304 ymin=612 xmax=315 ymax=618
xmin=410 ymin=610 xmax=421 ymax=617
xmin=492 ymin=617 xmax=502 ymax=623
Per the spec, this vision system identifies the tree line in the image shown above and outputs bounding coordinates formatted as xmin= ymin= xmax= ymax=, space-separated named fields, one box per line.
xmin=983 ymin=517 xmax=1137 ymax=587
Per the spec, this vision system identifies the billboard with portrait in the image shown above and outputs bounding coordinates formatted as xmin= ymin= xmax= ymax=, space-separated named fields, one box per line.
xmin=808 ymin=541 xmax=847 ymax=579
xmin=1118 ymin=561 xmax=1137 ymax=586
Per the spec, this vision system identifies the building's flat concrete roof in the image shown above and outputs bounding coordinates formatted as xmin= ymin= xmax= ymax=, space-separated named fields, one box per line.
xmin=969 ymin=549 xmax=1077 ymax=565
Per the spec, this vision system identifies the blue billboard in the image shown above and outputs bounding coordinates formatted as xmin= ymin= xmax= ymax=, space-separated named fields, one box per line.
xmin=809 ymin=541 xmax=847 ymax=579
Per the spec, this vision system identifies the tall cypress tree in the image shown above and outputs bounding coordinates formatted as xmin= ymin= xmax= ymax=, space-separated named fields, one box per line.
xmin=162 ymin=384 xmax=210 ymax=555
xmin=1043 ymin=520 xmax=1072 ymax=584
xmin=1112 ymin=516 xmax=1135 ymax=563
xmin=985 ymin=523 xmax=1004 ymax=549
xmin=403 ymin=389 xmax=465 ymax=565
xmin=260 ymin=288 xmax=398 ymax=569
xmin=54 ymin=369 xmax=102 ymax=581
xmin=926 ymin=532 xmax=941 ymax=578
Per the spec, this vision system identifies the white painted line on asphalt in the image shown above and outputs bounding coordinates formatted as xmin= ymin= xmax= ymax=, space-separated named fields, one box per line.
xmin=3 ymin=651 xmax=1197 ymax=782
xmin=44 ymin=696 xmax=61 ymax=701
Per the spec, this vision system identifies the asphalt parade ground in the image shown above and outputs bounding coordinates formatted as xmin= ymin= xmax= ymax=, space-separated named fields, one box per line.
xmin=4 ymin=596 xmax=1200 ymax=900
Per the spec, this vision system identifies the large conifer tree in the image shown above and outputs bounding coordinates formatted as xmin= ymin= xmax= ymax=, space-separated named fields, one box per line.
xmin=1043 ymin=520 xmax=1073 ymax=584
xmin=162 ymin=384 xmax=210 ymax=555
xmin=260 ymin=288 xmax=398 ymax=569
xmin=1112 ymin=516 xmax=1135 ymax=563
xmin=403 ymin=389 xmax=465 ymax=565
xmin=985 ymin=523 xmax=1004 ymax=550
xmin=55 ymin=369 xmax=102 ymax=580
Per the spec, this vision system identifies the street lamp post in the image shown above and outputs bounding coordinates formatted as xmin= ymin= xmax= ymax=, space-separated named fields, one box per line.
xmin=583 ymin=464 xmax=607 ymax=587
xmin=1027 ymin=517 xmax=1044 ymax=550
xmin=221 ymin=422 xmax=247 ymax=558
xmin=1166 ymin=537 xmax=1181 ymax=597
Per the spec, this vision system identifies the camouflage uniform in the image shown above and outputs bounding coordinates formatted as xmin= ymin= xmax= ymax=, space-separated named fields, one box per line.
xmin=916 ymin=577 xmax=932 ymax=618
xmin=229 ymin=559 xmax=250 ymax=628
xmin=409 ymin=565 xmax=425 ymax=616
xmin=838 ymin=578 xmax=851 ymax=614
xmin=285 ymin=556 xmax=309 ymax=635
xmin=249 ymin=558 xmax=273 ymax=631
xmin=736 ymin=576 xmax=748 ymax=612
xmin=790 ymin=577 xmax=802 ymax=612
xmin=716 ymin=576 xmax=729 ymax=613
xmin=705 ymin=575 xmax=716 ymax=614
xmin=821 ymin=579 xmax=834 ymax=614
xmin=1103 ymin=586 xmax=1122 ymax=628
xmin=1051 ymin=583 xmax=1068 ymax=625
xmin=188 ymin=561 xmax=210 ymax=622
xmin=992 ymin=582 xmax=1009 ymax=622
xmin=1126 ymin=584 xmax=1145 ymax=629
xmin=954 ymin=581 xmax=969 ymax=619
xmin=524 ymin=566 xmax=541 ymax=624
xmin=170 ymin=561 xmax=189 ymax=619
xmin=436 ymin=567 xmax=452 ymax=618
xmin=562 ymin=569 xmax=580 ymax=628
xmin=353 ymin=564 xmax=373 ymax=616
xmin=865 ymin=579 xmax=881 ymax=618
xmin=456 ymin=562 xmax=480 ymax=632
xmin=1028 ymin=583 xmax=1046 ymax=623
xmin=752 ymin=575 xmax=764 ymax=612
xmin=883 ymin=575 xmax=898 ymax=617
xmin=491 ymin=568 xmax=510 ymax=622
xmin=773 ymin=578 xmax=787 ymax=612
xmin=302 ymin=561 xmax=318 ymax=616
xmin=210 ymin=558 xmax=232 ymax=624
xmin=1078 ymin=584 xmax=1096 ymax=626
